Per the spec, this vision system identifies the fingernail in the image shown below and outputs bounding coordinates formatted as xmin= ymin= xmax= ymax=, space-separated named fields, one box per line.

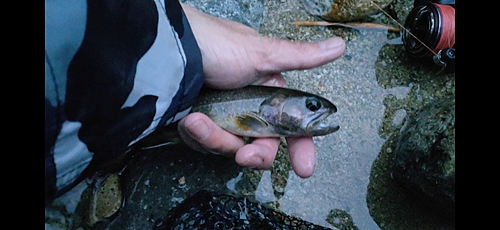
xmin=318 ymin=37 xmax=344 ymax=50
xmin=186 ymin=119 xmax=210 ymax=141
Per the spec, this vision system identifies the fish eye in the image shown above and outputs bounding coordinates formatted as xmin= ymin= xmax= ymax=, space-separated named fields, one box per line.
xmin=305 ymin=97 xmax=322 ymax=111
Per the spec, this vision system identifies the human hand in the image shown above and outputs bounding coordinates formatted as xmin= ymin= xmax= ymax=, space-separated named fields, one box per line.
xmin=178 ymin=3 xmax=345 ymax=178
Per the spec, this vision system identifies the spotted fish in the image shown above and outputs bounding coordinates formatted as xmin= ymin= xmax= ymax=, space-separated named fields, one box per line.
xmin=139 ymin=85 xmax=339 ymax=149
xmin=191 ymin=85 xmax=339 ymax=137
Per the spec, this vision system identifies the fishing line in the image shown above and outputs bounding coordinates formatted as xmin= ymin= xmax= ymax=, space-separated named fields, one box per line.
xmin=371 ymin=1 xmax=437 ymax=57
xmin=371 ymin=1 xmax=455 ymax=67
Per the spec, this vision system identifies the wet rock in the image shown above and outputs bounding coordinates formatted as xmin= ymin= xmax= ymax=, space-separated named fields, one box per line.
xmin=45 ymin=181 xmax=89 ymax=229
xmin=326 ymin=209 xmax=359 ymax=230
xmin=106 ymin=145 xmax=244 ymax=229
xmin=181 ymin=0 xmax=265 ymax=30
xmin=300 ymin=0 xmax=394 ymax=21
xmin=85 ymin=173 xmax=123 ymax=227
xmin=154 ymin=190 xmax=331 ymax=229
xmin=391 ymin=96 xmax=455 ymax=211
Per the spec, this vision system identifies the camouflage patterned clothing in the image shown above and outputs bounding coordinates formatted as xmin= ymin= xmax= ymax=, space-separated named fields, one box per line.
xmin=45 ymin=0 xmax=203 ymax=206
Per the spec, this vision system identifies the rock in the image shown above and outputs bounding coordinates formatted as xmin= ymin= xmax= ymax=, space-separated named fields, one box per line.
xmin=86 ymin=173 xmax=123 ymax=227
xmin=181 ymin=0 xmax=265 ymax=31
xmin=154 ymin=190 xmax=331 ymax=229
xmin=326 ymin=209 xmax=359 ymax=230
xmin=391 ymin=96 xmax=455 ymax=211
xmin=300 ymin=0 xmax=394 ymax=21
xmin=45 ymin=181 xmax=89 ymax=229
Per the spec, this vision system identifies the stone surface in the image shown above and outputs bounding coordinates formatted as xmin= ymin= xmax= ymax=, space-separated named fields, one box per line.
xmin=181 ymin=0 xmax=265 ymax=30
xmin=85 ymin=173 xmax=123 ymax=227
xmin=391 ymin=96 xmax=455 ymax=211
xmin=300 ymin=0 xmax=394 ymax=21
xmin=105 ymin=145 xmax=244 ymax=229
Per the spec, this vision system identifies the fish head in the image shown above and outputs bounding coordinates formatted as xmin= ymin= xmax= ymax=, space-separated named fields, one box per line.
xmin=301 ymin=95 xmax=339 ymax=135
xmin=260 ymin=92 xmax=339 ymax=136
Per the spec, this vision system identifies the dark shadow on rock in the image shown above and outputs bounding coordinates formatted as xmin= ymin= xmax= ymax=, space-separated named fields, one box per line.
xmin=369 ymin=35 xmax=456 ymax=228
xmin=366 ymin=125 xmax=455 ymax=230
xmin=391 ymin=96 xmax=455 ymax=212
xmin=78 ymin=126 xmax=303 ymax=229
xmin=154 ymin=190 xmax=331 ymax=229
xmin=106 ymin=144 xmax=244 ymax=229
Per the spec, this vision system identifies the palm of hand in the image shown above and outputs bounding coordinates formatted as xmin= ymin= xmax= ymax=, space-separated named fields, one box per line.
xmin=180 ymin=3 xmax=345 ymax=178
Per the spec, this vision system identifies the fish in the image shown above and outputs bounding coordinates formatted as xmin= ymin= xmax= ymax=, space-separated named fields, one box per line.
xmin=138 ymin=85 xmax=339 ymax=150
xmin=192 ymin=85 xmax=339 ymax=137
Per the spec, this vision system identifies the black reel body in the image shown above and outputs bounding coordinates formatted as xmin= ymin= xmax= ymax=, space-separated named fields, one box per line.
xmin=403 ymin=0 xmax=455 ymax=67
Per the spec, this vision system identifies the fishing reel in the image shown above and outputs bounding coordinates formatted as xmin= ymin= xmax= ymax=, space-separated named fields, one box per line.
xmin=402 ymin=0 xmax=455 ymax=67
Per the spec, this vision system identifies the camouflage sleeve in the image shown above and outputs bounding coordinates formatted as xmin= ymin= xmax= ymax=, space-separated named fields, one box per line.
xmin=45 ymin=0 xmax=204 ymax=206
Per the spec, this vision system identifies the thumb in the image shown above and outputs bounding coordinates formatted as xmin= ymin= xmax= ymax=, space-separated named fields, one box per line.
xmin=257 ymin=37 xmax=346 ymax=74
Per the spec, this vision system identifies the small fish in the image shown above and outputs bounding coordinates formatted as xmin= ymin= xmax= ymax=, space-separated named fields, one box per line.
xmin=191 ymin=85 xmax=339 ymax=137
xmin=139 ymin=85 xmax=339 ymax=150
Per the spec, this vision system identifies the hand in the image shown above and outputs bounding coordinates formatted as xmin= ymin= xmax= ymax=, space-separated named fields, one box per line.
xmin=178 ymin=3 xmax=345 ymax=178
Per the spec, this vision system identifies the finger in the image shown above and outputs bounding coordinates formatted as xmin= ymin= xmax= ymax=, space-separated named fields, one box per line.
xmin=256 ymin=37 xmax=346 ymax=74
xmin=286 ymin=136 xmax=316 ymax=178
xmin=235 ymin=137 xmax=280 ymax=170
xmin=177 ymin=112 xmax=245 ymax=156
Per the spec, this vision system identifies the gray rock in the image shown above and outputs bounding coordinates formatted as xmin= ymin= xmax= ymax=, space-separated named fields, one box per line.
xmin=391 ymin=96 xmax=455 ymax=211
xmin=300 ymin=0 xmax=394 ymax=21
xmin=181 ymin=0 xmax=265 ymax=31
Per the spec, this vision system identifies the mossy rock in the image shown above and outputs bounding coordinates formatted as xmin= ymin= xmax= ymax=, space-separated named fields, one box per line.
xmin=391 ymin=96 xmax=455 ymax=211
xmin=300 ymin=0 xmax=394 ymax=21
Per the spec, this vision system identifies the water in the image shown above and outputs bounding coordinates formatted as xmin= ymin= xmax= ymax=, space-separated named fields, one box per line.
xmin=257 ymin=0 xmax=454 ymax=228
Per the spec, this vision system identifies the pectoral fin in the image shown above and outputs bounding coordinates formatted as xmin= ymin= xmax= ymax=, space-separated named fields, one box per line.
xmin=234 ymin=112 xmax=269 ymax=132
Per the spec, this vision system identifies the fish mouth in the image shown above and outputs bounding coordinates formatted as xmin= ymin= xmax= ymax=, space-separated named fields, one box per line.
xmin=306 ymin=111 xmax=340 ymax=135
